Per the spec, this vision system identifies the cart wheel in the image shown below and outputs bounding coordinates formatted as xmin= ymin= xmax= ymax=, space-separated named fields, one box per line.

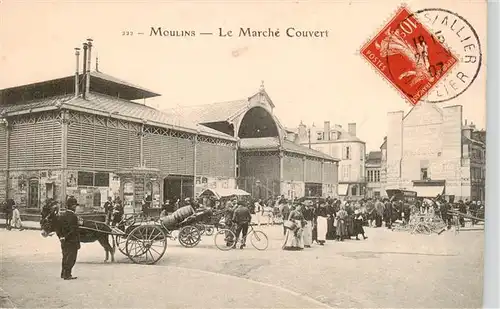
xmin=214 ymin=228 xmax=236 ymax=251
xmin=115 ymin=235 xmax=127 ymax=255
xmin=204 ymin=226 xmax=214 ymax=236
xmin=250 ymin=230 xmax=269 ymax=250
xmin=178 ymin=225 xmax=201 ymax=248
xmin=125 ymin=225 xmax=167 ymax=265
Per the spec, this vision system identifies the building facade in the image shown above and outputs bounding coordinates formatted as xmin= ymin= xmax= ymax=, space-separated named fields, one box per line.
xmin=1 ymin=42 xmax=340 ymax=211
xmin=365 ymin=151 xmax=382 ymax=198
xmin=0 ymin=46 xmax=238 ymax=212
xmin=295 ymin=121 xmax=366 ymax=199
xmin=386 ymin=103 xmax=485 ymax=201
xmin=165 ymin=85 xmax=340 ymax=200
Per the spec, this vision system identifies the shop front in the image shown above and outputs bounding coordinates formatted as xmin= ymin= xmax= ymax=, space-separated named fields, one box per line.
xmin=116 ymin=167 xmax=164 ymax=214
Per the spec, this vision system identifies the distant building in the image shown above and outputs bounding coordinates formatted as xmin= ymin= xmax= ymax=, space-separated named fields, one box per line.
xmin=365 ymin=151 xmax=382 ymax=198
xmin=386 ymin=103 xmax=485 ymax=201
xmin=365 ymin=137 xmax=388 ymax=198
xmin=295 ymin=121 xmax=366 ymax=199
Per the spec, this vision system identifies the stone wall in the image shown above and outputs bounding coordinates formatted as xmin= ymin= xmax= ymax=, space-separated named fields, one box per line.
xmin=386 ymin=111 xmax=404 ymax=188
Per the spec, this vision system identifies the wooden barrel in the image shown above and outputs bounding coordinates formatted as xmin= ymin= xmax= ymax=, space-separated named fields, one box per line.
xmin=172 ymin=205 xmax=195 ymax=223
xmin=161 ymin=215 xmax=177 ymax=230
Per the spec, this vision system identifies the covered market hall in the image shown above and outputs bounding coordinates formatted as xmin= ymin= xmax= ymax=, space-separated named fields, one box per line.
xmin=0 ymin=43 xmax=339 ymax=213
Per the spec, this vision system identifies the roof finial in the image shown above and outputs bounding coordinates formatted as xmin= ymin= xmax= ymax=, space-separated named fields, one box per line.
xmin=260 ymin=80 xmax=265 ymax=92
xmin=95 ymin=53 xmax=100 ymax=72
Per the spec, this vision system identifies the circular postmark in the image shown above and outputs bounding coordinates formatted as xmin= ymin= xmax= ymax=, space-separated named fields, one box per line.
xmin=414 ymin=8 xmax=482 ymax=103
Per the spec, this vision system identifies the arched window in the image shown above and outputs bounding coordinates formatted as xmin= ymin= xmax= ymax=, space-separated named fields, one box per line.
xmin=238 ymin=107 xmax=279 ymax=139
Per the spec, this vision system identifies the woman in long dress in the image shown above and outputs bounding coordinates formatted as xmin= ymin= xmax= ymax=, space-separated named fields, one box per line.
xmin=336 ymin=206 xmax=348 ymax=241
xmin=282 ymin=206 xmax=305 ymax=251
xmin=302 ymin=203 xmax=314 ymax=248
xmin=316 ymin=204 xmax=328 ymax=245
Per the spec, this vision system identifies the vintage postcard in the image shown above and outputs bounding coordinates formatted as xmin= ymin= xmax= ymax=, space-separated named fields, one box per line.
xmin=0 ymin=0 xmax=488 ymax=308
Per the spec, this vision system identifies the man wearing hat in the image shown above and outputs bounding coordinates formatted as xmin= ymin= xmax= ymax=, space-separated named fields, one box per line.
xmin=59 ymin=196 xmax=81 ymax=280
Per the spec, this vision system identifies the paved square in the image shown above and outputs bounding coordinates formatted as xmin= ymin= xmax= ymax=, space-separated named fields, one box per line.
xmin=0 ymin=225 xmax=483 ymax=308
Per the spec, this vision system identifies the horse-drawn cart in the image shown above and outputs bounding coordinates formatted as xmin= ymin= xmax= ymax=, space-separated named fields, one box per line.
xmin=75 ymin=204 xmax=231 ymax=264
xmin=78 ymin=217 xmax=170 ymax=265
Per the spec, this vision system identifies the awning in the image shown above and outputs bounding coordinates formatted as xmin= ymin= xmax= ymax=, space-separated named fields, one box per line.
xmin=338 ymin=184 xmax=349 ymax=196
xmin=412 ymin=186 xmax=444 ymax=198
xmin=199 ymin=188 xmax=251 ymax=199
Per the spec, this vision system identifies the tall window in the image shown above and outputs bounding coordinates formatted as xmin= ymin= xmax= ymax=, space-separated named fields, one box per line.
xmin=420 ymin=168 xmax=428 ymax=180
xmin=343 ymin=146 xmax=351 ymax=160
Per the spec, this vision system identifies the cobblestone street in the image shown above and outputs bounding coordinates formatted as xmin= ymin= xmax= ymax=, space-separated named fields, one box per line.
xmin=1 ymin=224 xmax=484 ymax=308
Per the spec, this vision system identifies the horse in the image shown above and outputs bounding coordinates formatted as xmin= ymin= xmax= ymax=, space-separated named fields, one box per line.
xmin=40 ymin=202 xmax=116 ymax=263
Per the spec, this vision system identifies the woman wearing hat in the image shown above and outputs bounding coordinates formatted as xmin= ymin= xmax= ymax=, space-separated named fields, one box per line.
xmin=282 ymin=205 xmax=305 ymax=251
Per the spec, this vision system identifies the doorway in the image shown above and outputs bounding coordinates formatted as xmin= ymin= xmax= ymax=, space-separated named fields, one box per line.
xmin=28 ymin=179 xmax=39 ymax=208
xmin=164 ymin=175 xmax=194 ymax=202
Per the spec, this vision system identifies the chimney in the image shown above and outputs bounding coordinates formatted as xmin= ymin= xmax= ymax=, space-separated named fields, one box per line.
xmin=348 ymin=123 xmax=357 ymax=137
xmin=86 ymin=38 xmax=93 ymax=97
xmin=298 ymin=122 xmax=307 ymax=141
xmin=324 ymin=121 xmax=331 ymax=141
xmin=82 ymin=43 xmax=88 ymax=100
xmin=463 ymin=126 xmax=472 ymax=139
xmin=74 ymin=48 xmax=80 ymax=98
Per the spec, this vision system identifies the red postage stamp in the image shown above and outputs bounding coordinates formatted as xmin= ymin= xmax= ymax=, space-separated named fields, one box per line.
xmin=360 ymin=6 xmax=459 ymax=105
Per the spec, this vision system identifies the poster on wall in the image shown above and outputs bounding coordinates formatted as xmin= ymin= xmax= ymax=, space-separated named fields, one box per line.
xmin=67 ymin=172 xmax=77 ymax=189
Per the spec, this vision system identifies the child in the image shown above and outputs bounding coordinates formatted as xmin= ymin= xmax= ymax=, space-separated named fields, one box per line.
xmin=11 ymin=205 xmax=24 ymax=231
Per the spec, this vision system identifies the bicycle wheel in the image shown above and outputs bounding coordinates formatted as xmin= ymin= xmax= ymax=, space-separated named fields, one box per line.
xmin=214 ymin=228 xmax=236 ymax=251
xmin=205 ymin=225 xmax=214 ymax=236
xmin=250 ymin=230 xmax=269 ymax=250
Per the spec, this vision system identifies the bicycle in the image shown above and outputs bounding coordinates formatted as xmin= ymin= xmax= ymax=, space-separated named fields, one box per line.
xmin=214 ymin=223 xmax=268 ymax=251
xmin=194 ymin=223 xmax=215 ymax=236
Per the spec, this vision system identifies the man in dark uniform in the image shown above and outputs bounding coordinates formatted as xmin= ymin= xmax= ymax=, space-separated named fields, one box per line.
xmin=58 ymin=197 xmax=80 ymax=280
xmin=232 ymin=202 xmax=252 ymax=249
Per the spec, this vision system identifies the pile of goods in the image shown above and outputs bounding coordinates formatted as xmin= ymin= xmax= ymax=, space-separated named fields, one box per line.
xmin=392 ymin=211 xmax=447 ymax=235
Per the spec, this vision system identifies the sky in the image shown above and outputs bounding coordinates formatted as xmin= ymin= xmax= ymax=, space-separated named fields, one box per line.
xmin=0 ymin=0 xmax=486 ymax=152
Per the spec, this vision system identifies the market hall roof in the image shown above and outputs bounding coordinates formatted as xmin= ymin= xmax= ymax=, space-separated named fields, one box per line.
xmin=0 ymin=71 xmax=161 ymax=105
xmin=163 ymin=89 xmax=275 ymax=125
xmin=238 ymin=137 xmax=338 ymax=162
xmin=0 ymin=92 xmax=236 ymax=141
